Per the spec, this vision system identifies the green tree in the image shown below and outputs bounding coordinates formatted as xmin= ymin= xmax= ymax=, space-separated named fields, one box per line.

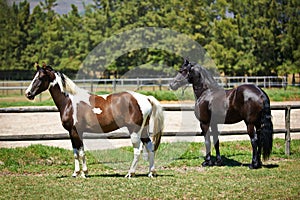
xmin=21 ymin=5 xmax=46 ymax=69
xmin=1 ymin=0 xmax=299 ymax=79
xmin=0 ymin=0 xmax=16 ymax=70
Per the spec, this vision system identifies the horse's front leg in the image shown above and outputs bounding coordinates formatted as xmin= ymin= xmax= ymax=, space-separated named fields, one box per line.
xmin=70 ymin=127 xmax=88 ymax=178
xmin=79 ymin=147 xmax=88 ymax=177
xmin=201 ymin=123 xmax=213 ymax=167
xmin=72 ymin=148 xmax=80 ymax=177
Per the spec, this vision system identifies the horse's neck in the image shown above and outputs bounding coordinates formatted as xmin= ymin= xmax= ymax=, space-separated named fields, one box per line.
xmin=192 ymin=82 xmax=207 ymax=100
xmin=49 ymin=84 xmax=69 ymax=112
xmin=192 ymin=82 xmax=221 ymax=100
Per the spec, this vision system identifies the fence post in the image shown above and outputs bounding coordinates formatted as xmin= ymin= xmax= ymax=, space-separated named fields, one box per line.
xmin=113 ymin=78 xmax=116 ymax=92
xmin=20 ymin=82 xmax=23 ymax=95
xmin=6 ymin=82 xmax=8 ymax=96
xmin=285 ymin=105 xmax=291 ymax=156
xmin=157 ymin=77 xmax=161 ymax=91
xmin=90 ymin=80 xmax=93 ymax=92
xmin=137 ymin=78 xmax=140 ymax=89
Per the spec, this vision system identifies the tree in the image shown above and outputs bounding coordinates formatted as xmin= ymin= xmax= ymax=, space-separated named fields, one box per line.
xmin=1 ymin=0 xmax=299 ymax=79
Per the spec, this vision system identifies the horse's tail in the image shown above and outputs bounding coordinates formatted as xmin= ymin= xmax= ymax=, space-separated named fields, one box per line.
xmin=260 ymin=91 xmax=273 ymax=160
xmin=147 ymin=96 xmax=164 ymax=151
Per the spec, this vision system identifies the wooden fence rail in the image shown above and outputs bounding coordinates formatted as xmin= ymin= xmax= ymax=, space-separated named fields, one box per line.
xmin=164 ymin=104 xmax=300 ymax=156
xmin=0 ymin=75 xmax=289 ymax=95
xmin=0 ymin=104 xmax=299 ymax=155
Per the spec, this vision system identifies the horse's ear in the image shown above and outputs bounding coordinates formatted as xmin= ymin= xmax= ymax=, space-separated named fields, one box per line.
xmin=42 ymin=62 xmax=47 ymax=68
xmin=46 ymin=65 xmax=53 ymax=71
xmin=188 ymin=65 xmax=193 ymax=72
xmin=34 ymin=62 xmax=40 ymax=71
xmin=45 ymin=65 xmax=55 ymax=81
xmin=184 ymin=57 xmax=190 ymax=65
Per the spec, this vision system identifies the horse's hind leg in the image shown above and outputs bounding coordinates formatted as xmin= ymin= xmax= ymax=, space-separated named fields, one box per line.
xmin=125 ymin=132 xmax=142 ymax=178
xmin=211 ymin=124 xmax=222 ymax=166
xmin=201 ymin=123 xmax=214 ymax=167
xmin=248 ymin=124 xmax=261 ymax=169
xmin=256 ymin=125 xmax=263 ymax=167
xmin=141 ymin=134 xmax=156 ymax=178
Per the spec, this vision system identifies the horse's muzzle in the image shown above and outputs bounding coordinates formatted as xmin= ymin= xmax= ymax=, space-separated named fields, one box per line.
xmin=169 ymin=82 xmax=179 ymax=91
xmin=25 ymin=92 xmax=35 ymax=100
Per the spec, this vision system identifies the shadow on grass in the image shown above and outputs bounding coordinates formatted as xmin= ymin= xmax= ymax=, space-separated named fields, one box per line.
xmin=56 ymin=173 xmax=174 ymax=179
xmin=89 ymin=173 xmax=174 ymax=178
xmin=262 ymin=164 xmax=279 ymax=169
xmin=203 ymin=156 xmax=279 ymax=169
xmin=219 ymin=156 xmax=244 ymax=167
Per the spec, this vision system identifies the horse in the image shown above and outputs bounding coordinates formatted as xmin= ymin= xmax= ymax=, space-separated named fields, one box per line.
xmin=25 ymin=63 xmax=164 ymax=178
xmin=169 ymin=58 xmax=273 ymax=169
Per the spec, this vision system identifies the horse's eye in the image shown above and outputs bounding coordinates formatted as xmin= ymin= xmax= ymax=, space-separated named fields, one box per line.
xmin=179 ymin=67 xmax=188 ymax=73
xmin=179 ymin=68 xmax=184 ymax=73
xmin=39 ymin=76 xmax=46 ymax=81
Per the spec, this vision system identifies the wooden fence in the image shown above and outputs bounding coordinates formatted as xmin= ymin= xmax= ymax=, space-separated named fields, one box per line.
xmin=164 ymin=104 xmax=300 ymax=156
xmin=0 ymin=104 xmax=299 ymax=155
xmin=0 ymin=76 xmax=288 ymax=95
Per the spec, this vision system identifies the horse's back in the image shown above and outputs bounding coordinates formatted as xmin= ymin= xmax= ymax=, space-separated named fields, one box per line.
xmin=92 ymin=91 xmax=152 ymax=130
xmin=225 ymin=84 xmax=266 ymax=124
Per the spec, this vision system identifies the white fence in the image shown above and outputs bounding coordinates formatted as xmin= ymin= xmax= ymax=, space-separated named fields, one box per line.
xmin=0 ymin=76 xmax=288 ymax=95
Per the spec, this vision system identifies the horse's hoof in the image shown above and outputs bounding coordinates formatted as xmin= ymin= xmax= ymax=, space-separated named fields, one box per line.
xmin=249 ymin=163 xmax=262 ymax=169
xmin=125 ymin=172 xmax=135 ymax=178
xmin=83 ymin=170 xmax=89 ymax=178
xmin=202 ymin=160 xmax=214 ymax=167
xmin=148 ymin=171 xmax=157 ymax=178
xmin=80 ymin=171 xmax=87 ymax=178
xmin=72 ymin=171 xmax=80 ymax=178
xmin=249 ymin=164 xmax=255 ymax=169
xmin=215 ymin=159 xmax=223 ymax=166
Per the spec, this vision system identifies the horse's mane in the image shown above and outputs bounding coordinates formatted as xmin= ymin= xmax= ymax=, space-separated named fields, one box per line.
xmin=55 ymin=72 xmax=84 ymax=95
xmin=192 ymin=62 xmax=221 ymax=90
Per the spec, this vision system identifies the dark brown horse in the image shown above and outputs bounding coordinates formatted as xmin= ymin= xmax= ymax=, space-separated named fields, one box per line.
xmin=25 ymin=63 xmax=164 ymax=177
xmin=170 ymin=58 xmax=273 ymax=169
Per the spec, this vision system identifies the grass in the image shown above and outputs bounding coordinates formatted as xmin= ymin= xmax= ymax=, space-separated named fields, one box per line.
xmin=138 ymin=86 xmax=300 ymax=102
xmin=0 ymin=99 xmax=55 ymax=108
xmin=0 ymin=139 xmax=300 ymax=199
xmin=265 ymin=86 xmax=300 ymax=101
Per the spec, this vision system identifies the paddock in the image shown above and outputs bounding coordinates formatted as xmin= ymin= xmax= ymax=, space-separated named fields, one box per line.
xmin=1 ymin=102 xmax=300 ymax=199
xmin=0 ymin=102 xmax=299 ymax=154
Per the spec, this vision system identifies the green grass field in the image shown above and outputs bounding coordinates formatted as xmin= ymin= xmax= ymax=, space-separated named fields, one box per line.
xmin=0 ymin=139 xmax=299 ymax=199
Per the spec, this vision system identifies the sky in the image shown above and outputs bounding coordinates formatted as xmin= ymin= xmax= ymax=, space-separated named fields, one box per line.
xmin=10 ymin=0 xmax=95 ymax=14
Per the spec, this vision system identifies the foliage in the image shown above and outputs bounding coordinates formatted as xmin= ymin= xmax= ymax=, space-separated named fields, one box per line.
xmin=0 ymin=0 xmax=299 ymax=79
xmin=0 ymin=139 xmax=300 ymax=199
xmin=139 ymin=90 xmax=179 ymax=101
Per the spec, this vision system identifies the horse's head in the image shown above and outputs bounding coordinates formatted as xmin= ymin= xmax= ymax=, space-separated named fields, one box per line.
xmin=169 ymin=58 xmax=193 ymax=90
xmin=25 ymin=63 xmax=56 ymax=100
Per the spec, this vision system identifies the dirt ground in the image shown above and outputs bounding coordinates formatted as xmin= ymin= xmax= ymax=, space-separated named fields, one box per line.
xmin=0 ymin=102 xmax=299 ymax=150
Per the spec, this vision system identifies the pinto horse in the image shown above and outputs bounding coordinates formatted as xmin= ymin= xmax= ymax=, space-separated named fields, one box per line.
xmin=25 ymin=63 xmax=164 ymax=177
xmin=170 ymin=58 xmax=273 ymax=169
